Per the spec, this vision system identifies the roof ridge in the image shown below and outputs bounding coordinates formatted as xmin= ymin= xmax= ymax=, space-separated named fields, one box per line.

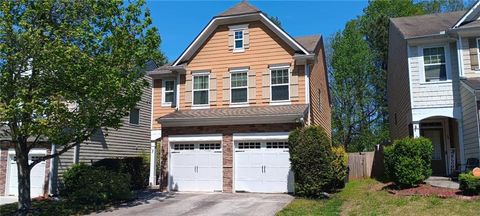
xmin=217 ymin=0 xmax=261 ymax=17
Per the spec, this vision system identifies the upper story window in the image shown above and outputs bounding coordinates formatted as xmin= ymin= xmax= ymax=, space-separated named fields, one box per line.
xmin=231 ymin=70 xmax=248 ymax=104
xmin=193 ymin=73 xmax=209 ymax=105
xmin=234 ymin=30 xmax=244 ymax=50
xmin=422 ymin=47 xmax=448 ymax=82
xmin=162 ymin=79 xmax=175 ymax=106
xmin=129 ymin=108 xmax=140 ymax=125
xmin=270 ymin=67 xmax=289 ymax=101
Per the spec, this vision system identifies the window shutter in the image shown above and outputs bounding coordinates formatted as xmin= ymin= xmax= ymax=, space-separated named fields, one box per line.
xmin=290 ymin=67 xmax=299 ymax=99
xmin=185 ymin=75 xmax=192 ymax=105
xmin=468 ymin=38 xmax=479 ymax=70
xmin=262 ymin=70 xmax=270 ymax=101
xmin=228 ymin=30 xmax=234 ymax=51
xmin=222 ymin=72 xmax=230 ymax=103
xmin=244 ymin=29 xmax=250 ymax=49
xmin=248 ymin=70 xmax=256 ymax=102
xmin=209 ymin=73 xmax=217 ymax=104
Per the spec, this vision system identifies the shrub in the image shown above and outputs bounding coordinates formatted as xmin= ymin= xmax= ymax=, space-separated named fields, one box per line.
xmin=93 ymin=157 xmax=149 ymax=190
xmin=331 ymin=146 xmax=348 ymax=188
xmin=289 ymin=126 xmax=340 ymax=197
xmin=459 ymin=172 xmax=480 ymax=195
xmin=384 ymin=137 xmax=433 ymax=188
xmin=62 ymin=163 xmax=133 ymax=204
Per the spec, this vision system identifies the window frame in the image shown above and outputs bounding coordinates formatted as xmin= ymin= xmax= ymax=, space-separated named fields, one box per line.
xmin=229 ymin=24 xmax=248 ymax=53
xmin=419 ymin=44 xmax=451 ymax=84
xmin=234 ymin=30 xmax=244 ymax=51
xmin=230 ymin=68 xmax=249 ymax=105
xmin=477 ymin=38 xmax=480 ymax=70
xmin=269 ymin=65 xmax=291 ymax=103
xmin=162 ymin=79 xmax=176 ymax=106
xmin=192 ymin=72 xmax=210 ymax=107
xmin=129 ymin=108 xmax=140 ymax=125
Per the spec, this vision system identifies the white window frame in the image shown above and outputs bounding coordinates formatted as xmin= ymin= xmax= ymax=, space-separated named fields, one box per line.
xmin=418 ymin=44 xmax=452 ymax=84
xmin=192 ymin=72 xmax=210 ymax=107
xmin=230 ymin=68 xmax=249 ymax=105
xmin=234 ymin=30 xmax=244 ymax=51
xmin=269 ymin=65 xmax=290 ymax=103
xmin=477 ymin=38 xmax=480 ymax=71
xmin=229 ymin=24 xmax=248 ymax=53
xmin=162 ymin=79 xmax=176 ymax=106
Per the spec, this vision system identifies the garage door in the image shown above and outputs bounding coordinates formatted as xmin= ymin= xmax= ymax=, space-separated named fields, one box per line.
xmin=7 ymin=153 xmax=46 ymax=197
xmin=234 ymin=141 xmax=294 ymax=193
xmin=170 ymin=143 xmax=222 ymax=192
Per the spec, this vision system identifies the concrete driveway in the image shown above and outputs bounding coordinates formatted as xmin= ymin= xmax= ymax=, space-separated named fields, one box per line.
xmin=91 ymin=192 xmax=294 ymax=216
xmin=0 ymin=196 xmax=17 ymax=205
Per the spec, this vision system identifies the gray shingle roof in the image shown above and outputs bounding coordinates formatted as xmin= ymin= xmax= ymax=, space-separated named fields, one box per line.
xmin=217 ymin=1 xmax=261 ymax=17
xmin=294 ymin=35 xmax=321 ymax=52
xmin=458 ymin=19 xmax=480 ymax=29
xmin=462 ymin=77 xmax=480 ymax=90
xmin=391 ymin=11 xmax=465 ymax=39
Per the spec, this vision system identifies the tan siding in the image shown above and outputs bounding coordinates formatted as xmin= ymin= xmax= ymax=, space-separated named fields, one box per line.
xmin=460 ymin=84 xmax=480 ymax=160
xmin=461 ymin=37 xmax=480 ymax=78
xmin=387 ymin=23 xmax=412 ymax=140
xmin=152 ymin=79 xmax=176 ymax=129
xmin=309 ymin=39 xmax=332 ymax=137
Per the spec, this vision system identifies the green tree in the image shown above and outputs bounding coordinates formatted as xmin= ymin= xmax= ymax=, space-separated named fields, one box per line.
xmin=0 ymin=0 xmax=164 ymax=213
xmin=269 ymin=15 xmax=282 ymax=27
xmin=420 ymin=0 xmax=475 ymax=13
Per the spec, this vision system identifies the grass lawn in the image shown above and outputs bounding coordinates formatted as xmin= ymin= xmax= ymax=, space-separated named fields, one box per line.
xmin=278 ymin=179 xmax=480 ymax=216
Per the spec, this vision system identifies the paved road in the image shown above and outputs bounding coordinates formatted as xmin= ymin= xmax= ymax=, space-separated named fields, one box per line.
xmin=91 ymin=192 xmax=294 ymax=216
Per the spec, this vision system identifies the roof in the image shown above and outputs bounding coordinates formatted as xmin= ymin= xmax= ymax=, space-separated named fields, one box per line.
xmin=453 ymin=0 xmax=480 ymax=28
xmin=391 ymin=11 xmax=465 ymax=39
xmin=294 ymin=35 xmax=321 ymax=52
xmin=462 ymin=77 xmax=480 ymax=90
xmin=159 ymin=104 xmax=308 ymax=127
xmin=0 ymin=125 xmax=48 ymax=142
xmin=457 ymin=19 xmax=480 ymax=29
xmin=217 ymin=1 xmax=261 ymax=17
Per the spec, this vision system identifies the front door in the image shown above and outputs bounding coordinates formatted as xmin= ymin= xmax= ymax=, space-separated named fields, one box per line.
xmin=421 ymin=129 xmax=446 ymax=176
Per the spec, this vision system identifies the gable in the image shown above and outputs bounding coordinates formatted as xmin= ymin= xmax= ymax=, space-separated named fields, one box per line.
xmin=453 ymin=0 xmax=480 ymax=28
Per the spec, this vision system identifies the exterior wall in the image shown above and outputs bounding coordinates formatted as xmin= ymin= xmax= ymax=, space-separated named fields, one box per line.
xmin=159 ymin=123 xmax=300 ymax=192
xmin=309 ymin=39 xmax=331 ymax=137
xmin=460 ymin=37 xmax=480 ymax=78
xmin=152 ymin=78 xmax=177 ymax=130
xmin=460 ymin=84 xmax=480 ymax=160
xmin=408 ymin=42 xmax=461 ymax=109
xmin=387 ymin=23 xmax=412 ymax=140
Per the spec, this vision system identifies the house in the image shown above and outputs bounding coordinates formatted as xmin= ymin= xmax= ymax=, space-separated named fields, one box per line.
xmin=148 ymin=1 xmax=331 ymax=193
xmin=0 ymin=77 xmax=152 ymax=197
xmin=387 ymin=2 xmax=480 ymax=177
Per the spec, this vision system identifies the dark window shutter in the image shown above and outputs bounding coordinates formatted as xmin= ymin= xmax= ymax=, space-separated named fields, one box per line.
xmin=468 ymin=38 xmax=479 ymax=70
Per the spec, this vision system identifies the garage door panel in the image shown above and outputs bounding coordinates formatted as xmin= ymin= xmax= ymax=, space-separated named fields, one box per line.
xmin=235 ymin=152 xmax=263 ymax=167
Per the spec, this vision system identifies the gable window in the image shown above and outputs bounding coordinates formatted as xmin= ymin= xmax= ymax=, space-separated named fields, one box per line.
xmin=129 ymin=108 xmax=140 ymax=125
xmin=423 ymin=47 xmax=447 ymax=82
xmin=270 ymin=67 xmax=289 ymax=101
xmin=193 ymin=74 xmax=209 ymax=105
xmin=162 ymin=79 xmax=175 ymax=106
xmin=234 ymin=30 xmax=244 ymax=50
xmin=231 ymin=70 xmax=248 ymax=103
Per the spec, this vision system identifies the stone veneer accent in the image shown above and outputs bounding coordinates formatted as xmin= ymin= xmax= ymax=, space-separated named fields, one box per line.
xmin=159 ymin=123 xmax=300 ymax=192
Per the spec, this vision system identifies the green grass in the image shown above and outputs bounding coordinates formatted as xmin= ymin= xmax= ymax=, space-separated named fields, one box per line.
xmin=278 ymin=179 xmax=480 ymax=216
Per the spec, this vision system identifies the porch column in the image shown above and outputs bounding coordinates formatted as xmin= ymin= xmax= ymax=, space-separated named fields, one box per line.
xmin=457 ymin=120 xmax=466 ymax=171
xmin=149 ymin=141 xmax=157 ymax=186
xmin=412 ymin=122 xmax=421 ymax=138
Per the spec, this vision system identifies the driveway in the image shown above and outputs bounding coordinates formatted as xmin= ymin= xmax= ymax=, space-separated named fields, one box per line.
xmin=91 ymin=192 xmax=294 ymax=216
xmin=0 ymin=196 xmax=17 ymax=205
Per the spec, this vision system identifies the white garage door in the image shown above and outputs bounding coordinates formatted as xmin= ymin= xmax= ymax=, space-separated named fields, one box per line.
xmin=7 ymin=152 xmax=46 ymax=197
xmin=234 ymin=141 xmax=294 ymax=193
xmin=170 ymin=143 xmax=222 ymax=192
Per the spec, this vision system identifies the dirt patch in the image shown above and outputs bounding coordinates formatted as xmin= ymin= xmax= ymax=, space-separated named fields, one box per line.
xmin=385 ymin=183 xmax=479 ymax=200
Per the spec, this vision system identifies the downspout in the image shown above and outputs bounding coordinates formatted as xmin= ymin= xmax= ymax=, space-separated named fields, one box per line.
xmin=457 ymin=36 xmax=465 ymax=77
xmin=305 ymin=64 xmax=311 ymax=125
xmin=176 ymin=73 xmax=181 ymax=110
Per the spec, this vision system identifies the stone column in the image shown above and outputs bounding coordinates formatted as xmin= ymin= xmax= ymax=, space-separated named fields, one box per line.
xmin=222 ymin=133 xmax=233 ymax=193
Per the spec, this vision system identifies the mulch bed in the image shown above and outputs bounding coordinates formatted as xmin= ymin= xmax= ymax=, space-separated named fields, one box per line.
xmin=384 ymin=183 xmax=480 ymax=200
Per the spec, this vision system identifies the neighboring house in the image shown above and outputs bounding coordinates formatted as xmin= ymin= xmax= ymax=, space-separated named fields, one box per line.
xmin=0 ymin=78 xmax=152 ymax=197
xmin=148 ymin=1 xmax=331 ymax=193
xmin=388 ymin=2 xmax=480 ymax=177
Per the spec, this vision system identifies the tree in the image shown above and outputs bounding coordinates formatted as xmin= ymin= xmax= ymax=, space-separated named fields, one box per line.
xmin=420 ymin=0 xmax=476 ymax=13
xmin=269 ymin=15 xmax=282 ymax=27
xmin=0 ymin=0 xmax=164 ymax=213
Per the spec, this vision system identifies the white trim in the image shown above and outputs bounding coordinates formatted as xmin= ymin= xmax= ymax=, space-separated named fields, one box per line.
xmin=233 ymin=132 xmax=290 ymax=141
xmin=230 ymin=68 xmax=249 ymax=105
xmin=228 ymin=24 xmax=249 ymax=30
xmin=150 ymin=80 xmax=155 ymax=130
xmin=169 ymin=134 xmax=223 ymax=142
xmin=149 ymin=141 xmax=157 ymax=186
xmin=151 ymin=130 xmax=162 ymax=141
xmin=418 ymin=44 xmax=452 ymax=83
xmin=176 ymin=73 xmax=181 ymax=109
xmin=477 ymin=38 xmax=480 ymax=70
xmin=269 ymin=65 xmax=290 ymax=103
xmin=233 ymin=29 xmax=245 ymax=53
xmin=457 ymin=36 xmax=465 ymax=77
xmin=161 ymin=79 xmax=176 ymax=107
xmin=411 ymin=106 xmax=462 ymax=122
xmin=452 ymin=1 xmax=480 ymax=29
xmin=192 ymin=73 xmax=210 ymax=107
xmin=304 ymin=64 xmax=310 ymax=104
xmin=408 ymin=46 xmax=415 ymax=112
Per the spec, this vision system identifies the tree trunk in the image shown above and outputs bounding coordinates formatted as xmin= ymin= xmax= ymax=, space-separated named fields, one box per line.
xmin=16 ymin=149 xmax=31 ymax=215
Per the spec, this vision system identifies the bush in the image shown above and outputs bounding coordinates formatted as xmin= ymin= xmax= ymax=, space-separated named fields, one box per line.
xmin=289 ymin=126 xmax=340 ymax=197
xmin=459 ymin=172 xmax=480 ymax=195
xmin=93 ymin=157 xmax=149 ymax=190
xmin=62 ymin=163 xmax=133 ymax=204
xmin=331 ymin=146 xmax=348 ymax=188
xmin=384 ymin=137 xmax=432 ymax=188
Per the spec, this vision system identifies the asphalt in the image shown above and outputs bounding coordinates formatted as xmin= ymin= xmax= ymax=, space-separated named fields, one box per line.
xmin=90 ymin=192 xmax=294 ymax=216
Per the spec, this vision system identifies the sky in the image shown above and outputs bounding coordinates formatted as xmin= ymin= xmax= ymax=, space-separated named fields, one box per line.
xmin=146 ymin=0 xmax=368 ymax=62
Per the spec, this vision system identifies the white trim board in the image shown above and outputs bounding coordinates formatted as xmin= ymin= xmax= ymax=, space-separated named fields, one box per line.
xmin=233 ymin=132 xmax=289 ymax=141
xmin=169 ymin=134 xmax=223 ymax=142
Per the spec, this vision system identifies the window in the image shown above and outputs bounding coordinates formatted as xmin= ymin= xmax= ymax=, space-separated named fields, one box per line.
xmin=199 ymin=143 xmax=221 ymax=150
xmin=129 ymin=108 xmax=140 ymax=125
xmin=238 ymin=142 xmax=261 ymax=149
xmin=162 ymin=79 xmax=175 ymax=105
xmin=423 ymin=47 xmax=447 ymax=82
xmin=271 ymin=68 xmax=289 ymax=101
xmin=266 ymin=142 xmax=288 ymax=149
xmin=173 ymin=144 xmax=194 ymax=150
xmin=234 ymin=30 xmax=243 ymax=50
xmin=193 ymin=74 xmax=209 ymax=105
xmin=231 ymin=70 xmax=248 ymax=103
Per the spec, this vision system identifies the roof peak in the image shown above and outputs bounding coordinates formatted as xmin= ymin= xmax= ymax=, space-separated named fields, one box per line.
xmin=217 ymin=0 xmax=261 ymax=17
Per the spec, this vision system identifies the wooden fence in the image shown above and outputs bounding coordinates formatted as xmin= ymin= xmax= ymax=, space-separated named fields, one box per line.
xmin=347 ymin=146 xmax=384 ymax=180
